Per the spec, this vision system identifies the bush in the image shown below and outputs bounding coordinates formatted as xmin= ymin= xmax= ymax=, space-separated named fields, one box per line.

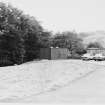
xmin=0 ymin=59 xmax=14 ymax=66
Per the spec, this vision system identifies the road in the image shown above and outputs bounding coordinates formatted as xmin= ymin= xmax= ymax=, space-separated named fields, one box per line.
xmin=23 ymin=65 xmax=105 ymax=103
xmin=1 ymin=60 xmax=105 ymax=103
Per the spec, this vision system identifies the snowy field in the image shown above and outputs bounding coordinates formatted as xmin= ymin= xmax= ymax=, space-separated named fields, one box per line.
xmin=0 ymin=59 xmax=105 ymax=103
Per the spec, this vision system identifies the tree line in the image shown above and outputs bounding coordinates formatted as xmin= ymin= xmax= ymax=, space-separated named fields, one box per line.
xmin=0 ymin=2 xmax=103 ymax=65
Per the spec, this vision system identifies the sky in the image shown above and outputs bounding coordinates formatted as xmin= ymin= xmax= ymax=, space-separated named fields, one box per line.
xmin=1 ymin=0 xmax=105 ymax=33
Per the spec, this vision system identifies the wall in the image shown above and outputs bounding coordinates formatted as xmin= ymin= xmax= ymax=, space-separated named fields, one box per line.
xmin=40 ymin=48 xmax=70 ymax=60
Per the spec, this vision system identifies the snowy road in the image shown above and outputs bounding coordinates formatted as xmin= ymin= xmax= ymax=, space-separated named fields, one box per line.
xmin=22 ymin=63 xmax=105 ymax=103
xmin=0 ymin=60 xmax=105 ymax=103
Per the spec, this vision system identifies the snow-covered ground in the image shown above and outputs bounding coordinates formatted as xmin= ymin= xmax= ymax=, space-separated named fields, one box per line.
xmin=0 ymin=59 xmax=105 ymax=103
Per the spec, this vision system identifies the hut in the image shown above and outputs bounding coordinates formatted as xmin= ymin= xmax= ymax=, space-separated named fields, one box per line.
xmin=40 ymin=47 xmax=70 ymax=60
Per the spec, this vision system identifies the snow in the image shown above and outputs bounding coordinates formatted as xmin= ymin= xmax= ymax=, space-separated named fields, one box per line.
xmin=0 ymin=59 xmax=104 ymax=102
xmin=30 ymin=68 xmax=105 ymax=103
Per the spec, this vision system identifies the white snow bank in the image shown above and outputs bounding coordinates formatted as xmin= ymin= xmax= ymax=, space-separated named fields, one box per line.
xmin=0 ymin=60 xmax=103 ymax=100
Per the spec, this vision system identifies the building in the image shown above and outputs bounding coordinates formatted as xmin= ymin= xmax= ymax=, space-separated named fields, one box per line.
xmin=87 ymin=48 xmax=105 ymax=55
xmin=40 ymin=47 xmax=70 ymax=60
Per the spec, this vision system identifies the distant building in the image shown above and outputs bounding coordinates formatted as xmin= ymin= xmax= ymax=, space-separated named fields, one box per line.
xmin=40 ymin=48 xmax=70 ymax=60
xmin=87 ymin=48 xmax=105 ymax=55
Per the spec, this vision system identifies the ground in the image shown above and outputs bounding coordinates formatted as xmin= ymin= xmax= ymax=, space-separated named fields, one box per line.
xmin=0 ymin=59 xmax=105 ymax=103
xmin=28 ymin=66 xmax=105 ymax=103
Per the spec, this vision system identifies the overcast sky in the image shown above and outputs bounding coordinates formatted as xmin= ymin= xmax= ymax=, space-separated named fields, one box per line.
xmin=1 ymin=0 xmax=105 ymax=33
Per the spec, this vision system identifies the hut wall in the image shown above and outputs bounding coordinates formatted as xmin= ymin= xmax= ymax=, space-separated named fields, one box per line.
xmin=40 ymin=48 xmax=69 ymax=60
xmin=51 ymin=48 xmax=69 ymax=59
xmin=40 ymin=48 xmax=51 ymax=60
